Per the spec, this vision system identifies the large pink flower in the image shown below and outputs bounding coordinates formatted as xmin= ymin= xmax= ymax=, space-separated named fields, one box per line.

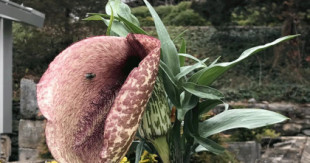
xmin=37 ymin=34 xmax=161 ymax=162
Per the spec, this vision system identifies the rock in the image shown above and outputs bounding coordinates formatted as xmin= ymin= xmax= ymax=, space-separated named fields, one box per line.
xmin=302 ymin=129 xmax=310 ymax=136
xmin=18 ymin=120 xmax=45 ymax=149
xmin=0 ymin=135 xmax=11 ymax=162
xmin=20 ymin=78 xmax=44 ymax=120
xmin=268 ymin=103 xmax=295 ymax=113
xmin=248 ymin=98 xmax=256 ymax=103
xmin=228 ymin=141 xmax=261 ymax=163
xmin=18 ymin=148 xmax=40 ymax=162
xmin=282 ymin=123 xmax=302 ymax=135
xmin=301 ymin=137 xmax=310 ymax=163
xmin=259 ymin=137 xmax=307 ymax=163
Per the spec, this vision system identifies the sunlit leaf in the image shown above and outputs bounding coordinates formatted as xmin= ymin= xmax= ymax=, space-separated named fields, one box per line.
xmin=106 ymin=0 xmax=140 ymax=26
xmin=199 ymin=109 xmax=289 ymax=138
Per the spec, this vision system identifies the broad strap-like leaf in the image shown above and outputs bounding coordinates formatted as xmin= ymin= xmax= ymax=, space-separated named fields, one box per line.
xmin=159 ymin=62 xmax=181 ymax=107
xmin=144 ymin=0 xmax=180 ymax=75
xmin=183 ymin=82 xmax=224 ymax=100
xmin=189 ymin=35 xmax=300 ymax=85
xmin=199 ymin=109 xmax=289 ymax=138
xmin=179 ymin=38 xmax=186 ymax=67
xmin=159 ymin=61 xmax=178 ymax=87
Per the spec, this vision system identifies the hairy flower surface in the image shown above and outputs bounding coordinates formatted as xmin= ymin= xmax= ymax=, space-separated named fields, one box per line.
xmin=37 ymin=34 xmax=161 ymax=163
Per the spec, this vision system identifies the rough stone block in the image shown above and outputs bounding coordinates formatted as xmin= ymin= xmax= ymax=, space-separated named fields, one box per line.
xmin=18 ymin=119 xmax=45 ymax=149
xmin=228 ymin=141 xmax=261 ymax=163
xmin=19 ymin=148 xmax=39 ymax=162
xmin=20 ymin=78 xmax=44 ymax=120
xmin=282 ymin=123 xmax=302 ymax=135
xmin=301 ymin=137 xmax=310 ymax=163
xmin=0 ymin=135 xmax=11 ymax=162
xmin=260 ymin=136 xmax=307 ymax=163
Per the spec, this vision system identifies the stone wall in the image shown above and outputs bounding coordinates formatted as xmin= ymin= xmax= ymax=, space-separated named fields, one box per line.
xmin=17 ymin=79 xmax=45 ymax=162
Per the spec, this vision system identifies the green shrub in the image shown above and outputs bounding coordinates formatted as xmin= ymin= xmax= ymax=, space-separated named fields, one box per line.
xmin=131 ymin=2 xmax=206 ymax=26
xmin=163 ymin=9 xmax=206 ymax=26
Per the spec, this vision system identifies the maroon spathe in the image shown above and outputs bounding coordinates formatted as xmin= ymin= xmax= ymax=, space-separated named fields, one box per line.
xmin=37 ymin=34 xmax=161 ymax=162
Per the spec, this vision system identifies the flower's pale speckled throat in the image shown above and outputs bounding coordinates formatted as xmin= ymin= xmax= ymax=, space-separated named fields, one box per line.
xmin=37 ymin=34 xmax=161 ymax=163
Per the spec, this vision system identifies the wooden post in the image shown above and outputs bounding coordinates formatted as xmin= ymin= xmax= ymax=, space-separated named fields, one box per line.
xmin=0 ymin=17 xmax=12 ymax=134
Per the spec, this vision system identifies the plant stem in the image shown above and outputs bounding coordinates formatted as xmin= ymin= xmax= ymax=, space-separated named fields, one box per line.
xmin=151 ymin=136 xmax=170 ymax=163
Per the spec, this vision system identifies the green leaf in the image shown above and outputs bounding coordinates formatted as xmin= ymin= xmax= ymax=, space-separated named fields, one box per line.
xmin=135 ymin=141 xmax=144 ymax=163
xmin=178 ymin=53 xmax=202 ymax=63
xmin=194 ymin=136 xmax=225 ymax=155
xmin=106 ymin=0 xmax=140 ymax=26
xmin=209 ymin=56 xmax=221 ymax=67
xmin=181 ymin=92 xmax=199 ymax=111
xmin=199 ymin=109 xmax=289 ymax=138
xmin=176 ymin=58 xmax=208 ymax=80
xmin=172 ymin=29 xmax=188 ymax=42
xmin=178 ymin=92 xmax=199 ymax=120
xmin=198 ymin=99 xmax=223 ymax=115
xmin=118 ymin=15 xmax=148 ymax=35
xmin=143 ymin=0 xmax=180 ymax=75
xmin=183 ymin=82 xmax=224 ymax=100
xmin=83 ymin=15 xmax=103 ymax=21
xmin=106 ymin=6 xmax=114 ymax=36
xmin=158 ymin=64 xmax=180 ymax=107
xmin=102 ymin=19 xmax=129 ymax=37
xmin=159 ymin=61 xmax=178 ymax=87
xmin=184 ymin=108 xmax=225 ymax=155
xmin=86 ymin=13 xmax=108 ymax=17
xmin=179 ymin=38 xmax=186 ymax=67
xmin=189 ymin=35 xmax=300 ymax=85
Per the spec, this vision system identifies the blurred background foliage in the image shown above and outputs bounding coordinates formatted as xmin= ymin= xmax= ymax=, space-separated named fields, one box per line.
xmin=10 ymin=0 xmax=310 ymax=162
xmin=11 ymin=0 xmax=310 ymax=103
